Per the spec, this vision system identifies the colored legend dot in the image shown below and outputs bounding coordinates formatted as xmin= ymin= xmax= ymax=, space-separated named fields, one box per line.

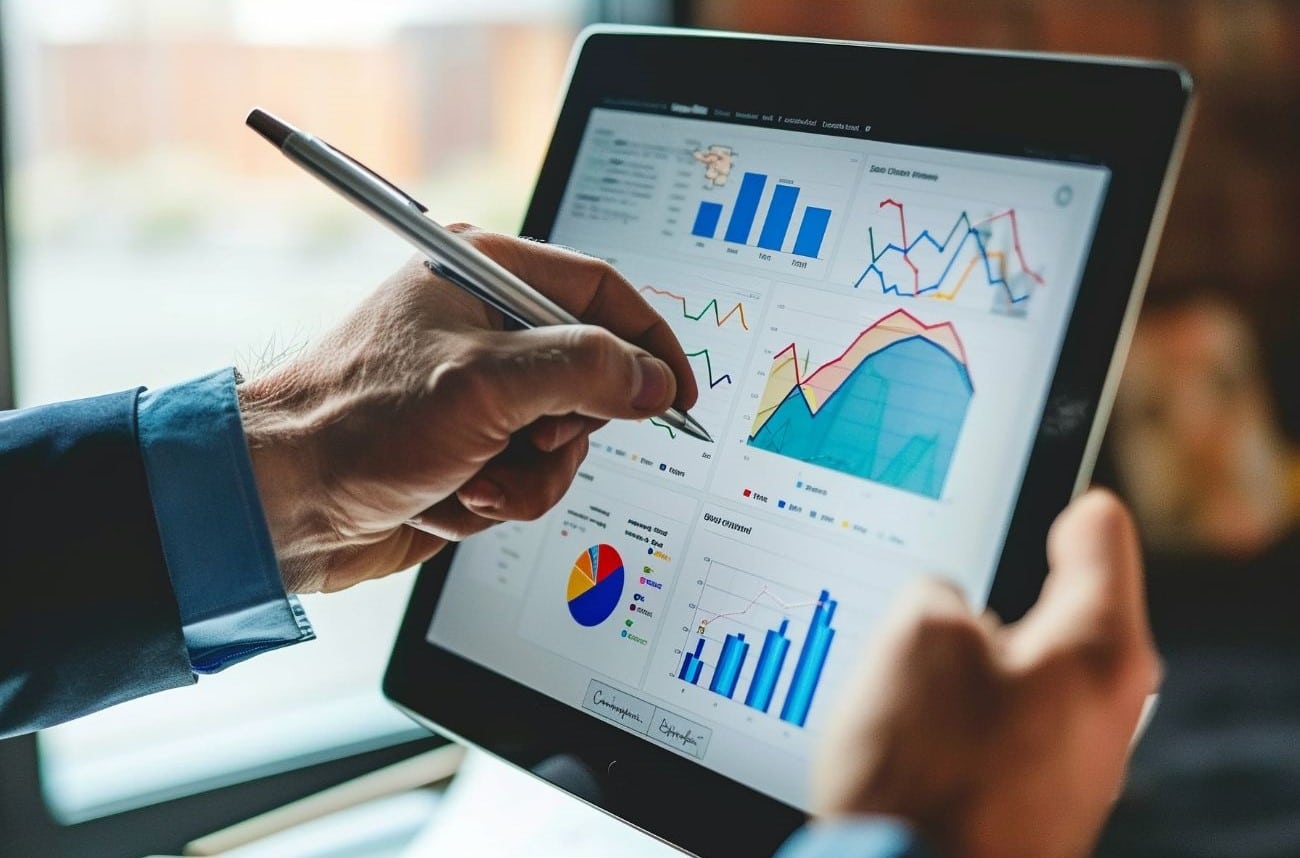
xmin=743 ymin=488 xmax=752 ymax=497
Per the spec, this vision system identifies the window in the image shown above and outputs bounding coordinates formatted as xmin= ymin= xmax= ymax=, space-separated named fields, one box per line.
xmin=2 ymin=0 xmax=593 ymax=823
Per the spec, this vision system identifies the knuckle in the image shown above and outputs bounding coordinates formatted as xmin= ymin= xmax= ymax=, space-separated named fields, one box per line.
xmin=430 ymin=350 xmax=500 ymax=413
xmin=461 ymin=228 xmax=514 ymax=260
xmin=566 ymin=325 xmax=621 ymax=369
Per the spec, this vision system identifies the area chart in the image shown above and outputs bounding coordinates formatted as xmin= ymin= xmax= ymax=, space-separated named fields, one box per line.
xmin=748 ymin=309 xmax=974 ymax=499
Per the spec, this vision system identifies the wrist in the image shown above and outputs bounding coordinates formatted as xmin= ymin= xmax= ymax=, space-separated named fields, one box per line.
xmin=236 ymin=372 xmax=336 ymax=592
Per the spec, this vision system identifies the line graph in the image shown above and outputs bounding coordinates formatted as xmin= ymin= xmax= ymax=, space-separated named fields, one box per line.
xmin=639 ymin=285 xmax=751 ymax=331
xmin=694 ymin=584 xmax=823 ymax=634
xmin=649 ymin=347 xmax=732 ymax=439
xmin=689 ymin=347 xmax=732 ymax=389
xmin=852 ymin=198 xmax=1044 ymax=309
xmin=748 ymin=308 xmax=974 ymax=499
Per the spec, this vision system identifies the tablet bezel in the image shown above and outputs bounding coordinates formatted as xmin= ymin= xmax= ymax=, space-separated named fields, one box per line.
xmin=385 ymin=25 xmax=1192 ymax=857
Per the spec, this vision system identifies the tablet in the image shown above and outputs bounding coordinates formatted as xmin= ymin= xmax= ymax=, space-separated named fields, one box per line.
xmin=385 ymin=26 xmax=1192 ymax=856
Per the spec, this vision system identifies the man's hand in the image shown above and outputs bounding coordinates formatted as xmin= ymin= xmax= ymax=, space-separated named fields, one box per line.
xmin=814 ymin=490 xmax=1159 ymax=858
xmin=237 ymin=226 xmax=697 ymax=593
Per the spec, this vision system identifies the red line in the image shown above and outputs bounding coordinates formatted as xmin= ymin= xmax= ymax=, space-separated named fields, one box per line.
xmin=880 ymin=199 xmax=922 ymax=296
xmin=699 ymin=585 xmax=821 ymax=630
xmin=973 ymin=209 xmax=1045 ymax=286
xmin=770 ymin=308 xmax=970 ymax=394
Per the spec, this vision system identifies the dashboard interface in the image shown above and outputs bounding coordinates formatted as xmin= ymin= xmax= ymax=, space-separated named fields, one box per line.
xmin=429 ymin=102 xmax=1109 ymax=809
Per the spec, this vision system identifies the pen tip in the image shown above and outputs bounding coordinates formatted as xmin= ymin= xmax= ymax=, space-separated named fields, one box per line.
xmin=683 ymin=413 xmax=713 ymax=443
xmin=246 ymin=108 xmax=295 ymax=148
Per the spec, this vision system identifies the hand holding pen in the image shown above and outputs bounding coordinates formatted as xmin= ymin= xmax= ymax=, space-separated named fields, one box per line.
xmin=246 ymin=108 xmax=712 ymax=443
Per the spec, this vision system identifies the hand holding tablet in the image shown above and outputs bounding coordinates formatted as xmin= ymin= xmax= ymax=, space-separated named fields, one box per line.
xmin=814 ymin=490 xmax=1158 ymax=858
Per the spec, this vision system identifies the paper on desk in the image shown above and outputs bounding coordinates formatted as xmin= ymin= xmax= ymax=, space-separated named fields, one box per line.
xmin=401 ymin=749 xmax=686 ymax=858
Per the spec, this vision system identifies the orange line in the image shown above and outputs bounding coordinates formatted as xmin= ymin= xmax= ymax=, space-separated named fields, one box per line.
xmin=639 ymin=285 xmax=750 ymax=331
xmin=932 ymin=251 xmax=1005 ymax=301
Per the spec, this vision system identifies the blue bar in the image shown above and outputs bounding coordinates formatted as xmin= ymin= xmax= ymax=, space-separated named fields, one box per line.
xmin=744 ymin=619 xmax=791 ymax=713
xmin=724 ymin=173 xmax=767 ymax=244
xmin=757 ymin=184 xmax=800 ymax=251
xmin=691 ymin=201 xmax=724 ymax=238
xmin=678 ymin=654 xmax=695 ymax=680
xmin=686 ymin=658 xmax=703 ymax=684
xmin=709 ymin=633 xmax=749 ymax=699
xmin=792 ymin=207 xmax=832 ymax=258
xmin=678 ymin=637 xmax=707 ymax=680
xmin=780 ymin=592 xmax=837 ymax=727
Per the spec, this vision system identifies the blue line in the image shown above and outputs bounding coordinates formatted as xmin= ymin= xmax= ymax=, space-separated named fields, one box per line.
xmin=853 ymin=210 xmax=1030 ymax=304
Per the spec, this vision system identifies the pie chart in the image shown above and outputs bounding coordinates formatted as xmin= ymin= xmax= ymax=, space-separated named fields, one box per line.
xmin=567 ymin=544 xmax=625 ymax=627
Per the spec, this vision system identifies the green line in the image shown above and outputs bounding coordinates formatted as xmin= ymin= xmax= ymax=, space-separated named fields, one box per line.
xmin=649 ymin=418 xmax=678 ymax=438
xmin=686 ymin=348 xmax=732 ymax=389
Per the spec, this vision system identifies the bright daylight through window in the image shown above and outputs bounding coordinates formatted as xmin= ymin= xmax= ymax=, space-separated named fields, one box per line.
xmin=2 ymin=0 xmax=583 ymax=821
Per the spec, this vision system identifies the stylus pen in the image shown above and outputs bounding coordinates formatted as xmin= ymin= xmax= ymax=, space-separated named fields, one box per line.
xmin=245 ymin=107 xmax=712 ymax=443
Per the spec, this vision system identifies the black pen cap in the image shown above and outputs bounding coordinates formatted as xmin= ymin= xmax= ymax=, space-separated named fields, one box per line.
xmin=246 ymin=108 xmax=296 ymax=148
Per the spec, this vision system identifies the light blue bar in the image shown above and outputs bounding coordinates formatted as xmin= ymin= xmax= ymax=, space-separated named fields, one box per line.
xmin=724 ymin=173 xmax=767 ymax=244
xmin=744 ymin=621 xmax=791 ymax=713
xmin=710 ymin=633 xmax=749 ymax=699
xmin=780 ymin=593 xmax=837 ymax=727
xmin=686 ymin=658 xmax=703 ymax=684
xmin=757 ymin=184 xmax=800 ymax=251
xmin=793 ymin=207 xmax=832 ymax=258
xmin=692 ymin=201 xmax=724 ymax=238
xmin=678 ymin=637 xmax=708 ymax=681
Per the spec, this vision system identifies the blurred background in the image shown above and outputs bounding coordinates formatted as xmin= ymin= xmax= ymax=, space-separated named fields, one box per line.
xmin=2 ymin=1 xmax=1299 ymax=857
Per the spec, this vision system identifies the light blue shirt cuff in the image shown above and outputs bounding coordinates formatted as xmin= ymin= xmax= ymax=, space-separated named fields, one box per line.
xmin=136 ymin=368 xmax=314 ymax=674
xmin=776 ymin=818 xmax=935 ymax=858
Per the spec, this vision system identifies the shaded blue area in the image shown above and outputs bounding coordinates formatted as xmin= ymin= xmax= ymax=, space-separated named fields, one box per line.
xmin=748 ymin=336 xmax=973 ymax=499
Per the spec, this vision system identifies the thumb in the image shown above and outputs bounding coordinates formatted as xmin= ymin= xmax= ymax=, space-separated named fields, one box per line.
xmin=1005 ymin=489 xmax=1153 ymax=675
xmin=461 ymin=324 xmax=678 ymax=431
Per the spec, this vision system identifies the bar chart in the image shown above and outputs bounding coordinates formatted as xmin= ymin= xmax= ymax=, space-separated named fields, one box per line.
xmin=691 ymin=171 xmax=835 ymax=260
xmin=674 ymin=559 xmax=838 ymax=729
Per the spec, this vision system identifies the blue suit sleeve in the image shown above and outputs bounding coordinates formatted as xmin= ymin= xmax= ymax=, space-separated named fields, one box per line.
xmin=775 ymin=819 xmax=938 ymax=858
xmin=136 ymin=369 xmax=313 ymax=673
xmin=1 ymin=388 xmax=193 ymax=738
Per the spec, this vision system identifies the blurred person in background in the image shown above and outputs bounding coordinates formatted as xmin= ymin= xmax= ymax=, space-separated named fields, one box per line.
xmin=1098 ymin=285 xmax=1300 ymax=858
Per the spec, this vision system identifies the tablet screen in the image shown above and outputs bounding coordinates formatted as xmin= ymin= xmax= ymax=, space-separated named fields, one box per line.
xmin=426 ymin=102 xmax=1109 ymax=809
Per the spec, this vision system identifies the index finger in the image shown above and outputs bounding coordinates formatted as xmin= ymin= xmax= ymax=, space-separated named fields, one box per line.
xmin=449 ymin=226 xmax=699 ymax=410
xmin=1004 ymin=490 xmax=1153 ymax=672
